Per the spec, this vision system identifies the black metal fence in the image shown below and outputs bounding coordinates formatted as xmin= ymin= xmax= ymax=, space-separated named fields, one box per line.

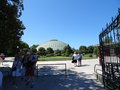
xmin=99 ymin=9 xmax=120 ymax=89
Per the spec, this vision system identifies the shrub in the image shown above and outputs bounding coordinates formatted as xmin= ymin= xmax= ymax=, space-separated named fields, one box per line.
xmin=46 ymin=54 xmax=54 ymax=57
xmin=89 ymin=54 xmax=93 ymax=57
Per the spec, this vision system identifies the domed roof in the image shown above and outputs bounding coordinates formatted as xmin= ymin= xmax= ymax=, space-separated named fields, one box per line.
xmin=36 ymin=40 xmax=68 ymax=51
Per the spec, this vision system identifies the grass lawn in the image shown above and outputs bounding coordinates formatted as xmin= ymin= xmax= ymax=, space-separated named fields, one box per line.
xmin=38 ymin=54 xmax=97 ymax=61
xmin=82 ymin=54 xmax=97 ymax=59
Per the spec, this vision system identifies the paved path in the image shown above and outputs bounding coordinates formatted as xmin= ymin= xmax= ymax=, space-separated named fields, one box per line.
xmin=2 ymin=58 xmax=104 ymax=90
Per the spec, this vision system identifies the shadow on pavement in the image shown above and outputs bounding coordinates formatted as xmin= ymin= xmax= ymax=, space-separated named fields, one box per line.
xmin=3 ymin=66 xmax=104 ymax=90
xmin=79 ymin=64 xmax=90 ymax=67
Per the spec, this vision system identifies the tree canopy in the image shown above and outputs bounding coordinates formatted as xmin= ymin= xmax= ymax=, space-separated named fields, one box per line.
xmin=46 ymin=47 xmax=54 ymax=56
xmin=79 ymin=46 xmax=88 ymax=54
xmin=0 ymin=0 xmax=25 ymax=55
xmin=104 ymin=35 xmax=112 ymax=43
xmin=19 ymin=41 xmax=29 ymax=52
xmin=62 ymin=45 xmax=73 ymax=56
xmin=87 ymin=46 xmax=94 ymax=53
xmin=55 ymin=49 xmax=61 ymax=56
xmin=38 ymin=47 xmax=46 ymax=56
xmin=30 ymin=44 xmax=38 ymax=53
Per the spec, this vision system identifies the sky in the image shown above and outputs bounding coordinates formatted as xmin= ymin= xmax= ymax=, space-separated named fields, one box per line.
xmin=21 ymin=0 xmax=120 ymax=49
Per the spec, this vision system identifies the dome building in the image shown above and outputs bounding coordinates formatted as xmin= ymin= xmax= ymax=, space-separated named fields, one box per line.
xmin=36 ymin=40 xmax=68 ymax=51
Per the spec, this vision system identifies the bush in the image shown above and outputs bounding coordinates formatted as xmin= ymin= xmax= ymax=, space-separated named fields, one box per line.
xmin=37 ymin=55 xmax=40 ymax=58
xmin=46 ymin=54 xmax=54 ymax=57
xmin=89 ymin=54 xmax=93 ymax=57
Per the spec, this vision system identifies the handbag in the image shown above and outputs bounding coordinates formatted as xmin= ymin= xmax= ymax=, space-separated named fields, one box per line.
xmin=71 ymin=60 xmax=74 ymax=63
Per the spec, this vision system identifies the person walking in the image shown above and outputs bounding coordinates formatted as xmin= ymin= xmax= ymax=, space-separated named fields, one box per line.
xmin=21 ymin=52 xmax=27 ymax=80
xmin=24 ymin=51 xmax=31 ymax=85
xmin=77 ymin=52 xmax=82 ymax=66
xmin=29 ymin=53 xmax=37 ymax=88
xmin=25 ymin=52 xmax=37 ymax=88
xmin=72 ymin=52 xmax=78 ymax=67
xmin=12 ymin=52 xmax=22 ymax=88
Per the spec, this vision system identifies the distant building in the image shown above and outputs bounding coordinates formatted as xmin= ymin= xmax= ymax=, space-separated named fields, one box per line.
xmin=36 ymin=40 xmax=68 ymax=51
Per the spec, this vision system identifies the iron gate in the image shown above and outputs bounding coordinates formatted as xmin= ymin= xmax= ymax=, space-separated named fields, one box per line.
xmin=99 ymin=9 xmax=120 ymax=90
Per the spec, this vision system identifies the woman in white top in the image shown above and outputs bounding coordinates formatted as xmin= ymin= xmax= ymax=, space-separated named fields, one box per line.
xmin=72 ymin=52 xmax=78 ymax=66
xmin=12 ymin=53 xmax=22 ymax=88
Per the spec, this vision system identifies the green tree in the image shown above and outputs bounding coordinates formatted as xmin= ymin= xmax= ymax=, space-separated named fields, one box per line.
xmin=55 ymin=49 xmax=61 ymax=56
xmin=46 ymin=47 xmax=54 ymax=56
xmin=19 ymin=41 xmax=29 ymax=51
xmin=87 ymin=46 xmax=94 ymax=53
xmin=0 ymin=0 xmax=25 ymax=55
xmin=93 ymin=46 xmax=99 ymax=57
xmin=30 ymin=48 xmax=37 ymax=54
xmin=62 ymin=45 xmax=73 ymax=56
xmin=104 ymin=35 xmax=112 ymax=43
xmin=38 ymin=47 xmax=46 ymax=56
xmin=79 ymin=46 xmax=88 ymax=54
xmin=30 ymin=44 xmax=39 ymax=53
xmin=72 ymin=48 xmax=76 ymax=52
xmin=30 ymin=45 xmax=39 ymax=49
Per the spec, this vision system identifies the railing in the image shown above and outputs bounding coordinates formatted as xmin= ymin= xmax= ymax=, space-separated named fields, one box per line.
xmin=94 ymin=64 xmax=103 ymax=84
xmin=94 ymin=64 xmax=102 ymax=74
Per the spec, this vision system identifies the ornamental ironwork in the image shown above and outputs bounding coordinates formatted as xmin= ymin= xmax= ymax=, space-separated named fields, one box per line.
xmin=99 ymin=9 xmax=120 ymax=90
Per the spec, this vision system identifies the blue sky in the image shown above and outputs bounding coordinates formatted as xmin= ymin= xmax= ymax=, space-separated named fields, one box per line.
xmin=21 ymin=0 xmax=120 ymax=49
